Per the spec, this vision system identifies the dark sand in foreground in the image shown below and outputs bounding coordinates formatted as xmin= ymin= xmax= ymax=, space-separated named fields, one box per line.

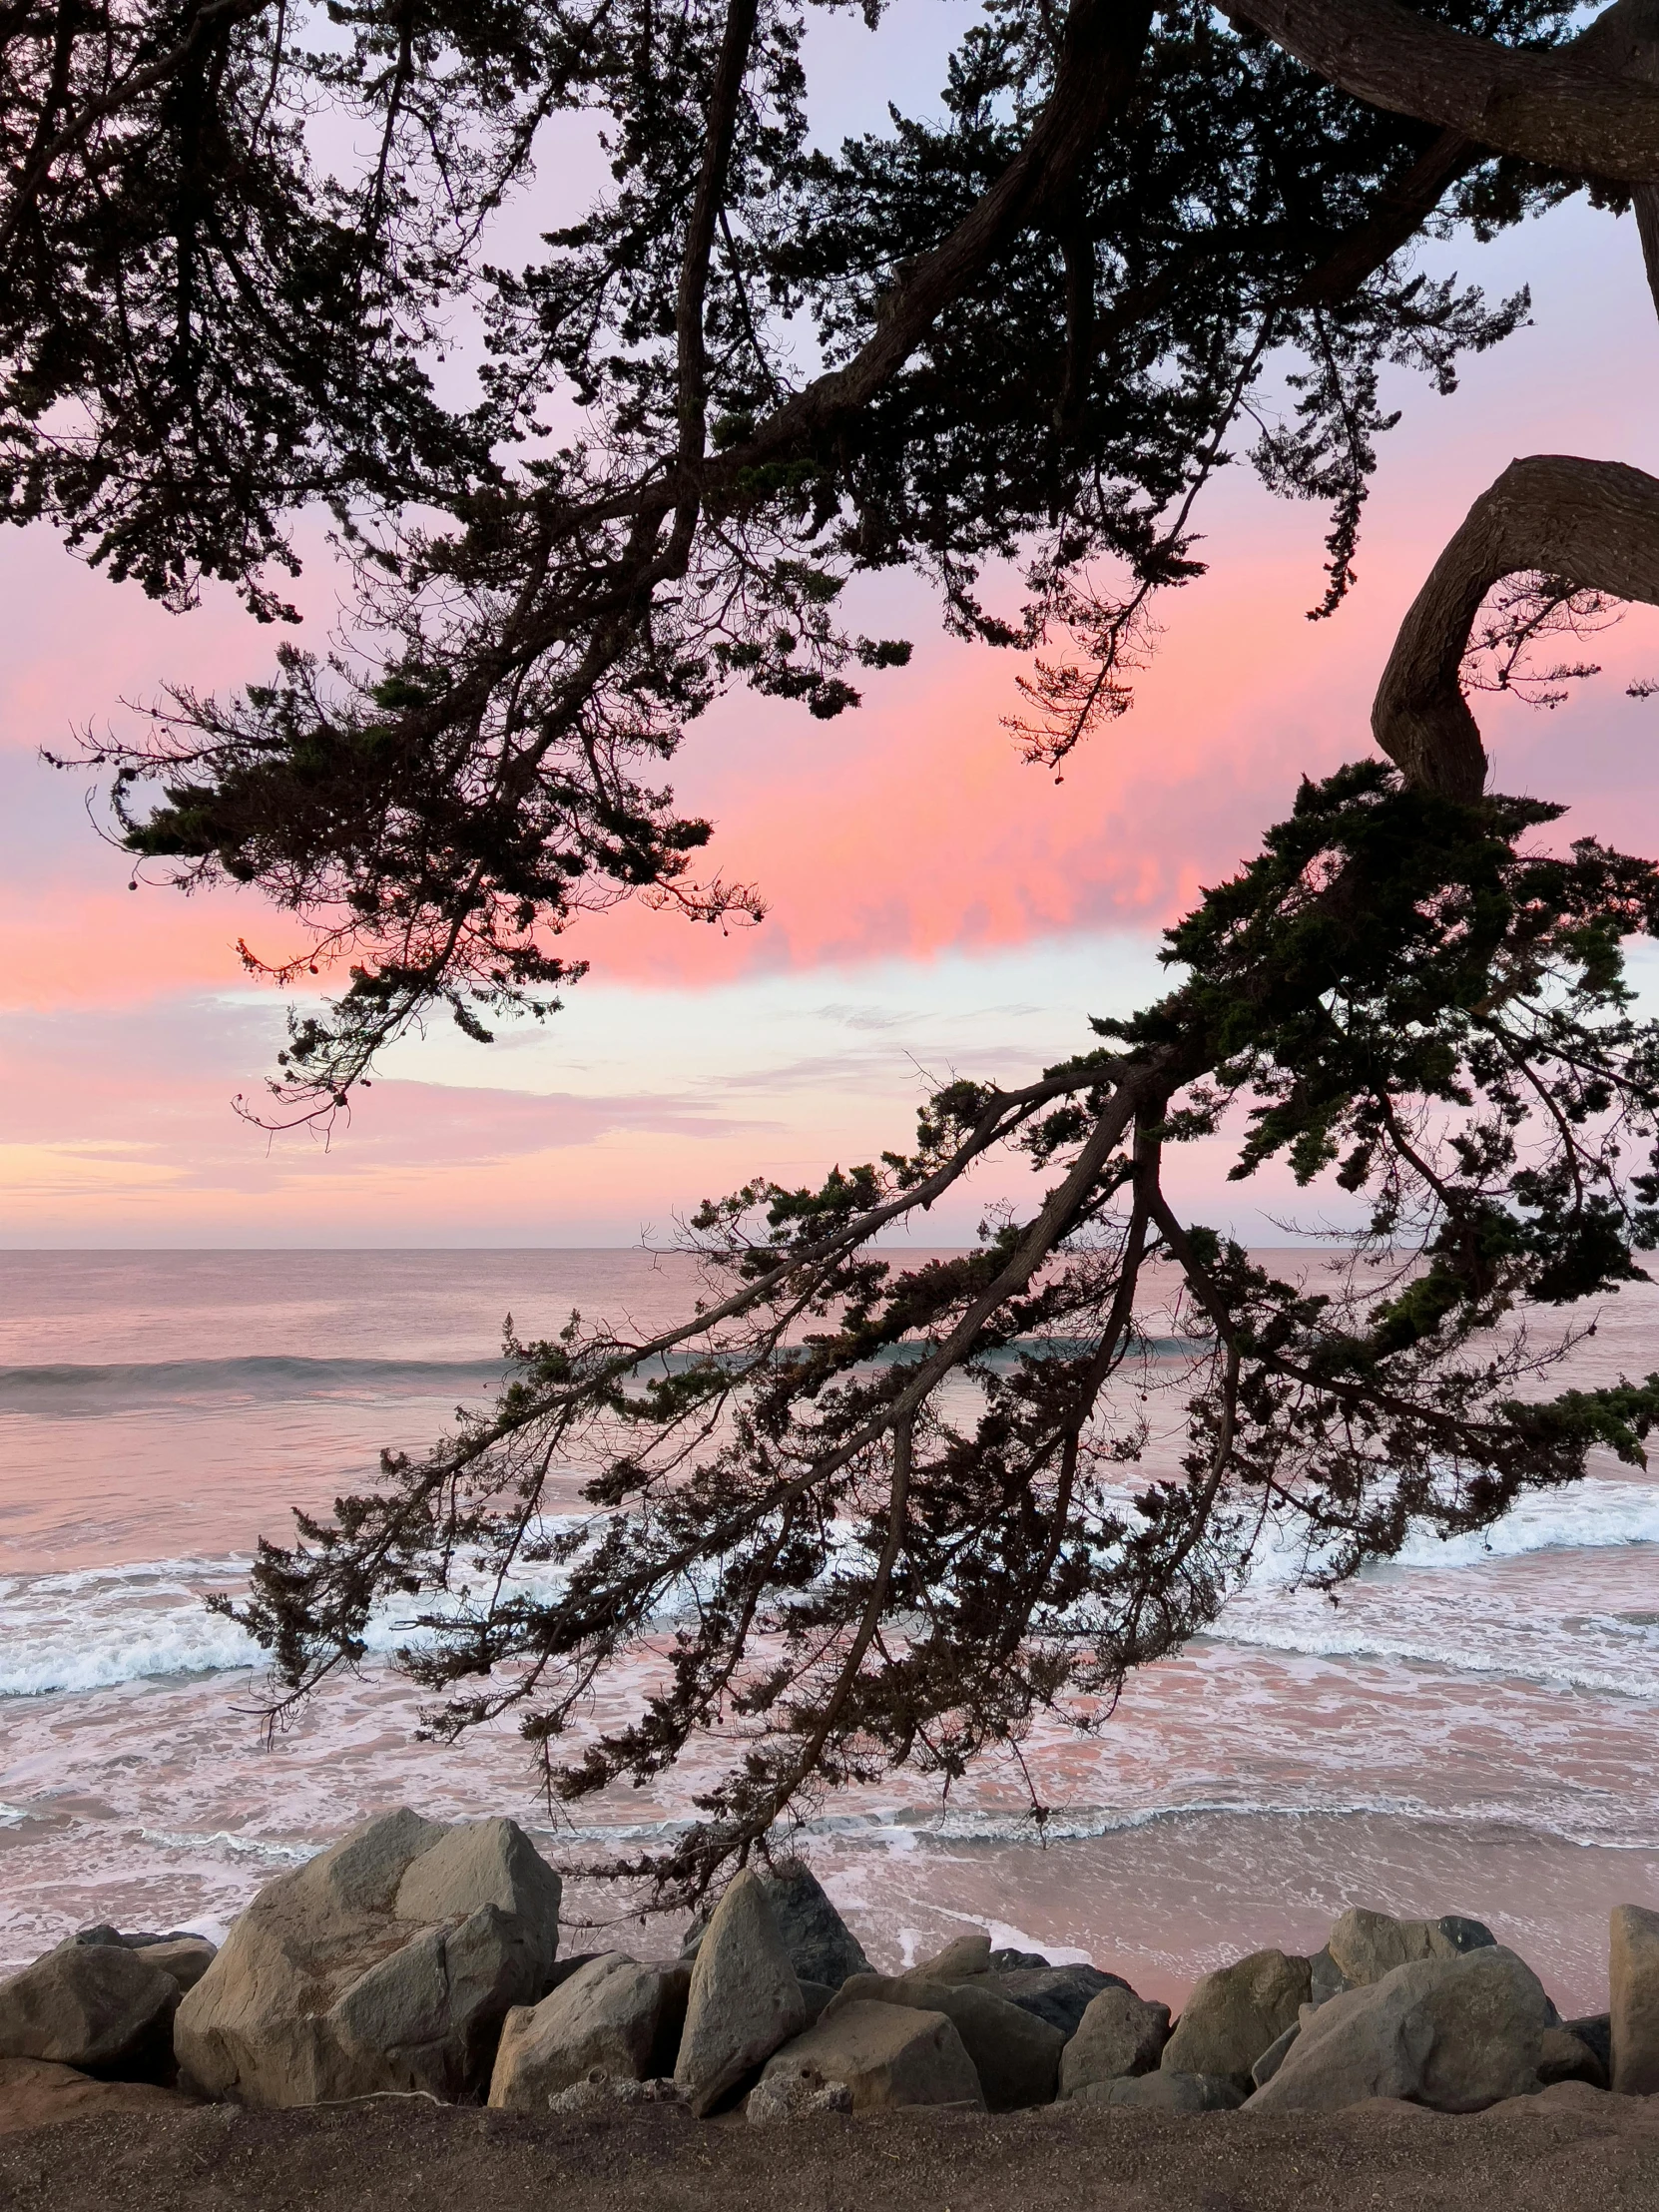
xmin=3 ymin=2084 xmax=1658 ymax=2212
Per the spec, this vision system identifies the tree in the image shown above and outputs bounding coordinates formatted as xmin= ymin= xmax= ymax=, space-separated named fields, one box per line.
xmin=221 ymin=453 xmax=1659 ymax=1901
xmin=18 ymin=0 xmax=1659 ymax=1896
xmin=41 ymin=0 xmax=1658 ymax=1109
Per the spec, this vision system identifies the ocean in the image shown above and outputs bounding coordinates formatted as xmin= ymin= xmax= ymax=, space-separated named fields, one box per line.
xmin=3 ymin=1247 xmax=1658 ymax=2013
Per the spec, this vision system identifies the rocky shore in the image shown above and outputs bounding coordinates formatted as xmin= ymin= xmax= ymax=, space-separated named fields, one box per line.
xmin=2 ymin=1806 xmax=1657 ymax=2152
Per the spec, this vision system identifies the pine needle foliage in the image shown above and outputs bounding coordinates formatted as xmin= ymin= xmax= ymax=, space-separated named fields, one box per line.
xmin=219 ymin=762 xmax=1659 ymax=1900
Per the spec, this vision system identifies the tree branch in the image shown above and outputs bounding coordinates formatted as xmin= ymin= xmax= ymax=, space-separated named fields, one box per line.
xmin=1373 ymin=454 xmax=1659 ymax=797
xmin=1230 ymin=0 xmax=1659 ymax=184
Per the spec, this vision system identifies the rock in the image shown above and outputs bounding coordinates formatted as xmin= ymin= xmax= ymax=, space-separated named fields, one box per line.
xmin=1565 ymin=2011 xmax=1612 ymax=2079
xmin=0 ymin=2056 xmax=198 ymax=2133
xmin=909 ymin=1933 xmax=994 ymax=1983
xmin=1611 ymin=1903 xmax=1659 ymax=2096
xmin=673 ymin=1869 xmax=807 ymax=2116
xmin=1160 ymin=1948 xmax=1311 ymax=2091
xmin=755 ymin=1861 xmax=871 ymax=1989
xmin=761 ymin=2000 xmax=983 ymax=2112
xmin=680 ymin=1862 xmax=870 ymax=1991
xmin=66 ymin=1927 xmax=218 ymax=1996
xmin=746 ymin=2061 xmax=853 ymax=2123
xmin=393 ymin=1818 xmax=563 ymax=1985
xmin=1073 ymin=2069 xmax=1243 ymax=2112
xmin=489 ymin=1955 xmax=686 ymax=2109
xmin=993 ymin=1965 xmax=1127 ymax=2039
xmin=174 ymin=1807 xmax=562 ymax=2106
xmin=546 ymin=2067 xmax=689 ymax=2116
xmin=799 ymin=1980 xmax=835 ymax=2024
xmin=1326 ymin=1908 xmax=1495 ymax=1986
xmin=1251 ymin=2023 xmax=1300 ymax=2090
xmin=1537 ymin=2024 xmax=1607 ymax=2089
xmin=69 ymin=1928 xmax=217 ymax=1993
xmin=830 ymin=1971 xmax=1063 ymax=2110
xmin=1308 ymin=1946 xmax=1352 ymax=2008
xmin=1247 ymin=1944 xmax=1549 ymax=2114
xmin=1058 ymin=1985 xmax=1171 ymax=2096
xmin=0 ymin=1941 xmax=179 ymax=2079
xmin=131 ymin=1938 xmax=218 ymax=1994
xmin=989 ymin=1947 xmax=1051 ymax=1971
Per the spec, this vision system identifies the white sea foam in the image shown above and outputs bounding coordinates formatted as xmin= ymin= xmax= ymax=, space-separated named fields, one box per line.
xmin=5 ymin=1469 xmax=1658 ymax=1700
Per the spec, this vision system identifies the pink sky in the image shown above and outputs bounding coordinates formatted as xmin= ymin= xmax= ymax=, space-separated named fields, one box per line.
xmin=4 ymin=192 xmax=1659 ymax=1244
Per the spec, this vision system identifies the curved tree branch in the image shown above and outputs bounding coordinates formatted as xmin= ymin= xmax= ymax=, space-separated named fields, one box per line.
xmin=1230 ymin=0 xmax=1659 ymax=183
xmin=1373 ymin=452 xmax=1659 ymax=797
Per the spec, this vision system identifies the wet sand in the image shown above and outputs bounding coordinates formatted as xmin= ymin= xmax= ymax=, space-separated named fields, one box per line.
xmin=3 ymin=2087 xmax=1658 ymax=2212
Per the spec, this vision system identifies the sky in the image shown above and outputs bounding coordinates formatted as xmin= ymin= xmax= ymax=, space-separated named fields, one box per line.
xmin=4 ymin=21 xmax=1659 ymax=1247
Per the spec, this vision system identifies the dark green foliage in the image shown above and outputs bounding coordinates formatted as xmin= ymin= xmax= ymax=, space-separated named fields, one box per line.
xmin=44 ymin=0 xmax=1593 ymax=1107
xmin=220 ymin=767 xmax=1659 ymax=1897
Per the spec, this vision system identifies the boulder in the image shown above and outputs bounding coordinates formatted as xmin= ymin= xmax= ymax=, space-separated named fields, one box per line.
xmin=830 ymin=1971 xmax=1062 ymax=2110
xmin=755 ymin=1862 xmax=871 ymax=1989
xmin=1326 ymin=1908 xmax=1494 ymax=1986
xmin=1247 ymin=1944 xmax=1549 ymax=2114
xmin=761 ymin=1999 xmax=983 ymax=2111
xmin=1611 ymin=1903 xmax=1659 ymax=2096
xmin=1537 ymin=2024 xmax=1607 ymax=2089
xmin=174 ymin=1807 xmax=562 ymax=2106
xmin=1308 ymin=1946 xmax=1352 ymax=2008
xmin=989 ymin=1947 xmax=1051 ymax=1971
xmin=1160 ymin=1948 xmax=1311 ymax=2091
xmin=993 ymin=1965 xmax=1126 ymax=2039
xmin=0 ymin=2056 xmax=198 ymax=2133
xmin=131 ymin=1938 xmax=218 ymax=1994
xmin=1058 ymin=1985 xmax=1171 ymax=2096
xmin=489 ymin=1955 xmax=687 ymax=2108
xmin=1565 ymin=2011 xmax=1612 ymax=2080
xmin=746 ymin=2060 xmax=853 ymax=2123
xmin=1250 ymin=2023 xmax=1299 ymax=2091
xmin=909 ymin=1933 xmax=994 ymax=1983
xmin=1073 ymin=2069 xmax=1243 ymax=2112
xmin=69 ymin=1929 xmax=218 ymax=1995
xmin=680 ymin=1861 xmax=870 ymax=1990
xmin=674 ymin=1870 xmax=807 ymax=2116
xmin=0 ymin=1941 xmax=179 ymax=2079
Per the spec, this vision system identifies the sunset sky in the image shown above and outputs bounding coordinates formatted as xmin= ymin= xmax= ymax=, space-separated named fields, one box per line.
xmin=5 ymin=25 xmax=1659 ymax=1247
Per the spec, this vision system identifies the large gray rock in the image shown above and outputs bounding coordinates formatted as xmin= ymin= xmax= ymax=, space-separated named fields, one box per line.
xmin=761 ymin=1999 xmax=983 ymax=2111
xmin=830 ymin=1971 xmax=1063 ymax=2110
xmin=993 ymin=1965 xmax=1126 ymax=2039
xmin=1538 ymin=2024 xmax=1607 ymax=2089
xmin=1308 ymin=1946 xmax=1352 ymax=2008
xmin=1612 ymin=1904 xmax=1659 ymax=2096
xmin=1059 ymin=1985 xmax=1171 ymax=2097
xmin=674 ymin=1870 xmax=807 ymax=2116
xmin=1327 ymin=1908 xmax=1494 ymax=1986
xmin=1565 ymin=2011 xmax=1612 ymax=2080
xmin=489 ymin=1954 xmax=685 ymax=2108
xmin=1072 ymin=2069 xmax=1243 ymax=2112
xmin=0 ymin=1941 xmax=179 ymax=2079
xmin=1247 ymin=1944 xmax=1549 ymax=2114
xmin=1251 ymin=2023 xmax=1299 ymax=2090
xmin=680 ymin=1862 xmax=870 ymax=1991
xmin=1160 ymin=1948 xmax=1311 ymax=2091
xmin=70 ymin=1929 xmax=218 ymax=1995
xmin=755 ymin=1862 xmax=870 ymax=1989
xmin=909 ymin=1933 xmax=994 ymax=1983
xmin=174 ymin=1808 xmax=562 ymax=2106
